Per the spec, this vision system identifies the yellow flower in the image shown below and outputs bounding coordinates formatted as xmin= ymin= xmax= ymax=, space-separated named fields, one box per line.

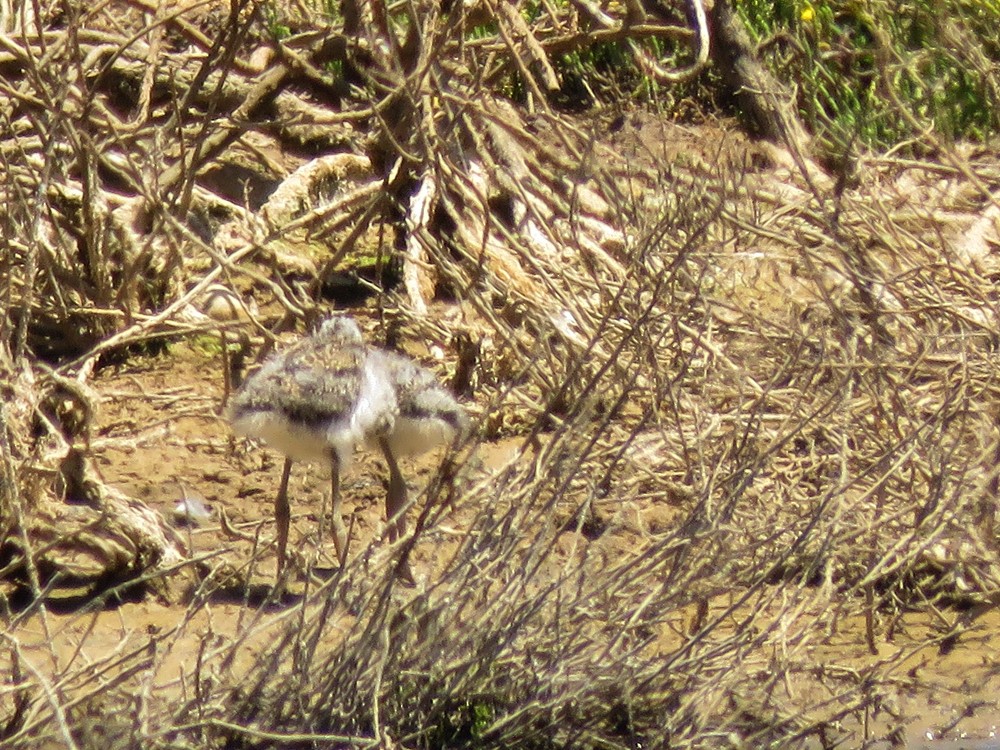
xmin=801 ymin=4 xmax=815 ymax=22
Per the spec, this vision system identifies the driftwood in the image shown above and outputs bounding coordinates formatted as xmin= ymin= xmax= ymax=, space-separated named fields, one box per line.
xmin=12 ymin=450 xmax=186 ymax=592
xmin=0 ymin=356 xmax=186 ymax=601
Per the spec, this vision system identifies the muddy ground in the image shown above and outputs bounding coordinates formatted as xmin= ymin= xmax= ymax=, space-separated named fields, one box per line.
xmin=6 ymin=306 xmax=998 ymax=749
xmin=8 ymin=105 xmax=1000 ymax=747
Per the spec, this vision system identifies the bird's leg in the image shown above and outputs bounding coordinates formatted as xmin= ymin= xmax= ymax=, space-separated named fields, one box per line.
xmin=275 ymin=457 xmax=293 ymax=583
xmin=379 ymin=437 xmax=416 ymax=584
xmin=379 ymin=438 xmax=408 ymax=542
xmin=329 ymin=450 xmax=349 ymax=567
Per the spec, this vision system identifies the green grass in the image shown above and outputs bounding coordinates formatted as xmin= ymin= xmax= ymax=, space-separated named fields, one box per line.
xmin=735 ymin=0 xmax=1000 ymax=149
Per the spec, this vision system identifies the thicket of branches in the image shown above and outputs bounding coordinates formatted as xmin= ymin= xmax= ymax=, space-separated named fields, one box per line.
xmin=3 ymin=1 xmax=1000 ymax=748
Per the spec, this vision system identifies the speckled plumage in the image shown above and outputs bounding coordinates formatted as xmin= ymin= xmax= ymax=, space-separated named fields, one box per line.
xmin=368 ymin=347 xmax=469 ymax=455
xmin=230 ymin=318 xmax=392 ymax=464
xmin=228 ymin=315 xmax=468 ymax=584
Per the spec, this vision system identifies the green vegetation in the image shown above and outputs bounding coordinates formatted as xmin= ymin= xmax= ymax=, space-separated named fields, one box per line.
xmin=736 ymin=0 xmax=1000 ymax=149
xmin=263 ymin=2 xmax=292 ymax=41
xmin=548 ymin=38 xmax=720 ymax=114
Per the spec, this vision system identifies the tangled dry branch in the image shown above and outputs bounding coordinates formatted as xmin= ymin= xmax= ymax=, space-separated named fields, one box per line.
xmin=4 ymin=1 xmax=1000 ymax=748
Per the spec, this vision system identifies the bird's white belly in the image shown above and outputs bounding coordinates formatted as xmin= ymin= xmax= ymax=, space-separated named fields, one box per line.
xmin=379 ymin=415 xmax=456 ymax=456
xmin=233 ymin=410 xmax=358 ymax=465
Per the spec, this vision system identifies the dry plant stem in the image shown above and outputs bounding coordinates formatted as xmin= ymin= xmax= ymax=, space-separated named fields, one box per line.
xmin=5 ymin=3 xmax=1000 ymax=748
xmin=630 ymin=0 xmax=709 ymax=83
xmin=401 ymin=171 xmax=436 ymax=314
xmin=487 ymin=0 xmax=556 ymax=108
xmin=118 ymin=0 xmax=239 ymax=70
xmin=1 ymin=635 xmax=80 ymax=750
xmin=201 ymin=719 xmax=374 ymax=747
xmin=64 ymin=242 xmax=259 ymax=373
